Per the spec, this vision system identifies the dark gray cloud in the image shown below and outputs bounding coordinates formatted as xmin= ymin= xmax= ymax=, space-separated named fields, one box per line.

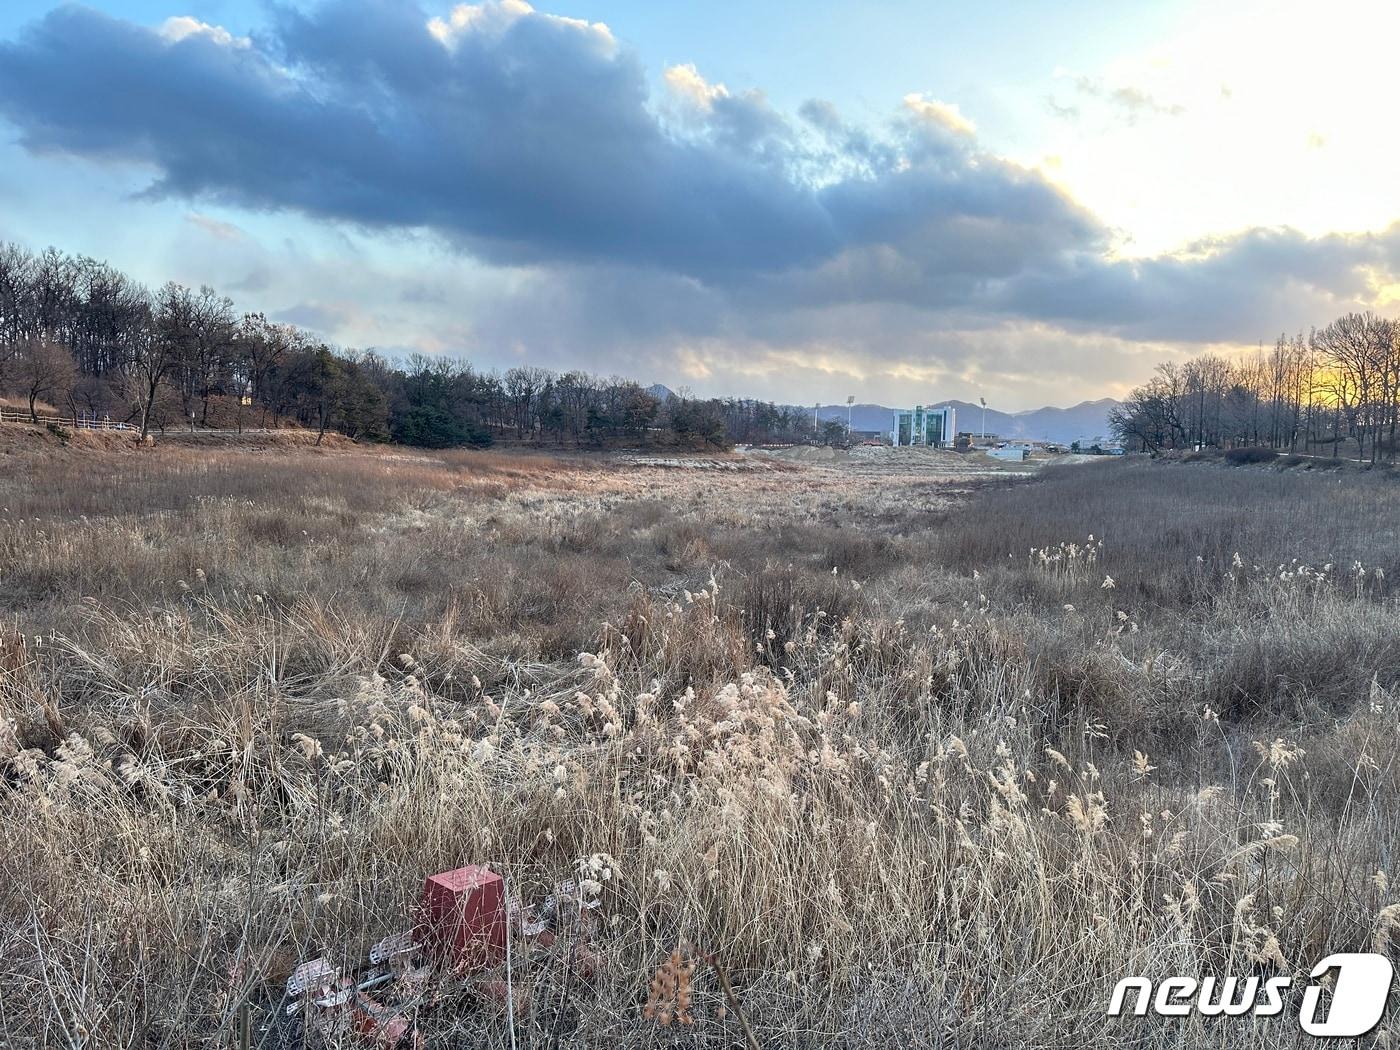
xmin=996 ymin=224 xmax=1400 ymax=342
xmin=0 ymin=1 xmax=843 ymax=276
xmin=0 ymin=0 xmax=1100 ymax=288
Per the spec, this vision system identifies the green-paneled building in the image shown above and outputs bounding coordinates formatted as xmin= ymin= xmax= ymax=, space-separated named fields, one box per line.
xmin=891 ymin=405 xmax=956 ymax=447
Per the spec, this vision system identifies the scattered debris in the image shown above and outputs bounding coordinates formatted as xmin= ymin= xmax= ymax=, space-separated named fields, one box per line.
xmin=280 ymin=865 xmax=606 ymax=1047
xmin=285 ymin=958 xmax=416 ymax=1047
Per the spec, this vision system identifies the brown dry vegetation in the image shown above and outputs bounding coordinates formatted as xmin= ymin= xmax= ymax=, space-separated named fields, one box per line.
xmin=1 ymin=442 xmax=1399 ymax=1048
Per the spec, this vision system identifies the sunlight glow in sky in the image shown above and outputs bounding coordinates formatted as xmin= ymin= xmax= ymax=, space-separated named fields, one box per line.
xmin=1 ymin=0 xmax=1397 ymax=410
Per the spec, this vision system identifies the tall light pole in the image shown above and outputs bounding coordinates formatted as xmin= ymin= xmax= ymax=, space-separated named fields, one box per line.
xmin=846 ymin=395 xmax=855 ymax=436
xmin=979 ymin=397 xmax=987 ymax=439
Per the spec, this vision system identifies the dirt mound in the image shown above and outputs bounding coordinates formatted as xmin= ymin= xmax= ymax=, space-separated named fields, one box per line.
xmin=155 ymin=429 xmax=357 ymax=452
xmin=747 ymin=444 xmax=837 ymax=462
xmin=0 ymin=421 xmax=362 ymax=460
xmin=0 ymin=422 xmax=143 ymax=458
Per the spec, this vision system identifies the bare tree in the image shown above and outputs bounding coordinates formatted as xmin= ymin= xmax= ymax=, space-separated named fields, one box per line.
xmin=1314 ymin=312 xmax=1393 ymax=463
xmin=14 ymin=334 xmax=76 ymax=422
xmin=130 ymin=283 xmax=188 ymax=441
xmin=234 ymin=313 xmax=291 ymax=429
xmin=0 ymin=243 xmax=35 ymax=366
xmin=504 ymin=366 xmax=551 ymax=440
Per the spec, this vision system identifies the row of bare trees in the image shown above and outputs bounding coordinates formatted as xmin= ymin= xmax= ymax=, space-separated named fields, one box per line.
xmin=1110 ymin=312 xmax=1400 ymax=463
xmin=0 ymin=243 xmax=389 ymax=441
xmin=0 ymin=242 xmax=827 ymax=449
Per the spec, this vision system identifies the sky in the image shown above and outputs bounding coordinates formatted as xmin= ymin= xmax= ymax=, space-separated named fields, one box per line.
xmin=1 ymin=0 xmax=1398 ymax=411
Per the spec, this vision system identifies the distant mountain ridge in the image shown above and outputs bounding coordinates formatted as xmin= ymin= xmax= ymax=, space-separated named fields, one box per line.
xmin=647 ymin=385 xmax=1120 ymax=445
xmin=830 ymin=399 xmax=1120 ymax=444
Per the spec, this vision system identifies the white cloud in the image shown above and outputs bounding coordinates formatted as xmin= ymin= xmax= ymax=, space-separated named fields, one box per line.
xmin=158 ymin=16 xmax=249 ymax=49
xmin=427 ymin=0 xmax=614 ymax=52
xmin=902 ymin=94 xmax=976 ymax=136
xmin=664 ymin=63 xmax=728 ymax=112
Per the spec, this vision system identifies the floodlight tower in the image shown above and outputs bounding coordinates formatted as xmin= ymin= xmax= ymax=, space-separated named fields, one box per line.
xmin=846 ymin=395 xmax=855 ymax=435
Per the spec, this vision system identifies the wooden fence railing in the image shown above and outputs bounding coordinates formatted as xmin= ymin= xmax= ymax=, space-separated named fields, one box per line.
xmin=0 ymin=407 xmax=136 ymax=431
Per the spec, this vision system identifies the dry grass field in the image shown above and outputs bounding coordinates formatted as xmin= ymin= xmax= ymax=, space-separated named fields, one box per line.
xmin=2 ymin=440 xmax=1399 ymax=1048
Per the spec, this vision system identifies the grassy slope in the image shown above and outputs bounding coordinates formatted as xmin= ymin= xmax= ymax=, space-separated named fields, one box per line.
xmin=1 ymin=447 xmax=1398 ymax=1047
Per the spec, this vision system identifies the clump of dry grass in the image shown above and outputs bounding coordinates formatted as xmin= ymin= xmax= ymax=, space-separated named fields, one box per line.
xmin=1 ymin=446 xmax=1399 ymax=1047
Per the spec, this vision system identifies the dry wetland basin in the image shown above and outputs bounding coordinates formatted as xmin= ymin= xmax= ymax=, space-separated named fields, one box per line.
xmin=2 ymin=435 xmax=1400 ymax=1048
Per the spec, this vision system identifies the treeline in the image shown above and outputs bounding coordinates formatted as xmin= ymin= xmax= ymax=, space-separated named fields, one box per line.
xmin=1110 ymin=311 xmax=1400 ymax=463
xmin=0 ymin=242 xmax=828 ymax=449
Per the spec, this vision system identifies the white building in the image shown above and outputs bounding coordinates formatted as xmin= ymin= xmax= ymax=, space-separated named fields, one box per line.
xmin=891 ymin=405 xmax=956 ymax=447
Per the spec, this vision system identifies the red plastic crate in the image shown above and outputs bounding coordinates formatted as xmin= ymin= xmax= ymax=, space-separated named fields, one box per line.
xmin=418 ymin=865 xmax=506 ymax=971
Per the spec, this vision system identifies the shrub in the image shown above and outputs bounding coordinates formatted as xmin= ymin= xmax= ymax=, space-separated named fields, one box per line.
xmin=394 ymin=404 xmax=493 ymax=448
xmin=1223 ymin=445 xmax=1278 ymax=465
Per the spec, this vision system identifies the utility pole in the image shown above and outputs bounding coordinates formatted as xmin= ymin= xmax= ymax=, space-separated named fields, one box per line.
xmin=813 ymin=402 xmax=820 ymax=432
xmin=846 ymin=395 xmax=855 ymax=436
xmin=979 ymin=397 xmax=987 ymax=439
